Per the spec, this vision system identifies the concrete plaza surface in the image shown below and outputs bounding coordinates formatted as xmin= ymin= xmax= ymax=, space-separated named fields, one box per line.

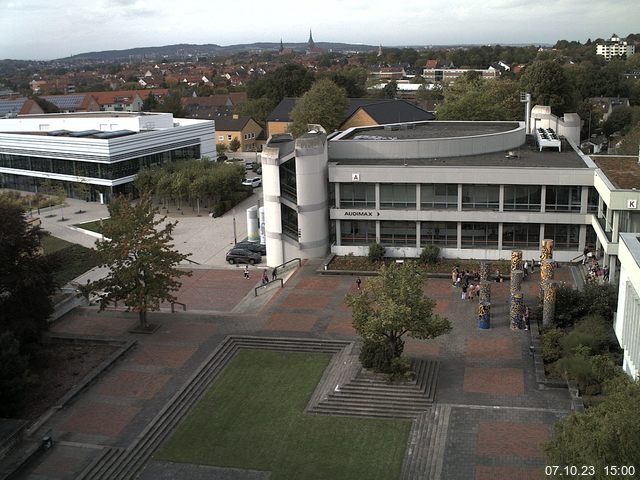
xmin=14 ymin=255 xmax=575 ymax=480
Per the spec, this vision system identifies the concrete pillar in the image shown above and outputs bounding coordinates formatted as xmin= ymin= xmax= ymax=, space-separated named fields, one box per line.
xmin=605 ymin=206 xmax=613 ymax=233
xmin=416 ymin=221 xmax=421 ymax=249
xmin=497 ymin=223 xmax=503 ymax=252
xmin=457 ymin=222 xmax=462 ymax=250
xmin=511 ymin=250 xmax=523 ymax=271
xmin=613 ymin=210 xmax=620 ymax=240
xmin=335 ymin=220 xmax=341 ymax=246
xmin=540 ymin=258 xmax=555 ymax=283
xmin=479 ymin=280 xmax=491 ymax=304
xmin=498 ymin=185 xmax=504 ymax=213
xmin=510 ymin=269 xmax=524 ymax=296
xmin=261 ymin=145 xmax=285 ymax=267
xmin=457 ymin=184 xmax=463 ymax=212
xmin=542 ymin=280 xmax=559 ymax=326
xmin=375 ymin=183 xmax=380 ymax=210
xmin=540 ymin=186 xmax=546 ymax=213
xmin=335 ymin=183 xmax=341 ymax=208
xmin=478 ymin=301 xmax=491 ymax=329
xmin=580 ymin=186 xmax=589 ymax=215
xmin=541 ymin=239 xmax=554 ymax=260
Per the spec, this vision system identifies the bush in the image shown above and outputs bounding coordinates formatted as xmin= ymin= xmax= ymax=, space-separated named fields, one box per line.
xmin=368 ymin=243 xmax=385 ymax=262
xmin=359 ymin=339 xmax=404 ymax=373
xmin=560 ymin=315 xmax=612 ymax=356
xmin=388 ymin=356 xmax=414 ymax=382
xmin=419 ymin=245 xmax=440 ymax=265
xmin=553 ymin=353 xmax=621 ymax=396
xmin=540 ymin=327 xmax=565 ymax=364
xmin=0 ymin=332 xmax=29 ymax=417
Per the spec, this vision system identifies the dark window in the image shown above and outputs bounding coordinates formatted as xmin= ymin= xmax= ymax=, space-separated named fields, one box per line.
xmin=420 ymin=222 xmax=457 ymax=247
xmin=502 ymin=223 xmax=540 ymax=248
xmin=281 ymin=204 xmax=298 ymax=240
xmin=340 ymin=183 xmax=375 ymax=208
xmin=340 ymin=220 xmax=376 ymax=245
xmin=380 ymin=184 xmax=416 ymax=209
xmin=421 ymin=184 xmax=457 ymax=209
xmin=545 ymin=186 xmax=581 ymax=212
xmin=279 ymin=158 xmax=297 ymax=202
xmin=587 ymin=187 xmax=598 ymax=213
xmin=503 ymin=186 xmax=541 ymax=211
xmin=544 ymin=224 xmax=579 ymax=249
xmin=462 ymin=185 xmax=499 ymax=210
xmin=461 ymin=222 xmax=498 ymax=248
xmin=380 ymin=221 xmax=416 ymax=246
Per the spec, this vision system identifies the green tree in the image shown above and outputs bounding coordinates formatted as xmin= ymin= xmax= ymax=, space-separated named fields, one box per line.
xmin=438 ymin=76 xmax=521 ymax=121
xmin=247 ymin=64 xmax=315 ymax=104
xmin=88 ymin=194 xmax=191 ymax=329
xmin=234 ymin=97 xmax=276 ymax=127
xmin=158 ymin=90 xmax=185 ymax=117
xmin=383 ymin=81 xmax=398 ymax=99
xmin=345 ymin=262 xmax=451 ymax=370
xmin=0 ymin=331 xmax=29 ymax=418
xmin=0 ymin=198 xmax=56 ymax=346
xmin=216 ymin=143 xmax=226 ymax=157
xmin=288 ymin=79 xmax=349 ymax=137
xmin=141 ymin=92 xmax=160 ymax=111
xmin=603 ymin=106 xmax=633 ymax=136
xmin=519 ymin=60 xmax=576 ymax=115
xmin=229 ymin=137 xmax=241 ymax=152
xmin=545 ymin=376 xmax=640 ymax=475
xmin=618 ymin=123 xmax=640 ymax=154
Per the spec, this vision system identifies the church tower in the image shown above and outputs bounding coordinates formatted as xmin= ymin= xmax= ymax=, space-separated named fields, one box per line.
xmin=308 ymin=29 xmax=315 ymax=50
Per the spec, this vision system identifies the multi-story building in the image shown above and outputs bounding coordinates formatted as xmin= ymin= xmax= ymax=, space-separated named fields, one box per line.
xmin=422 ymin=67 xmax=499 ymax=84
xmin=0 ymin=112 xmax=215 ymax=202
xmin=596 ymin=34 xmax=635 ymax=61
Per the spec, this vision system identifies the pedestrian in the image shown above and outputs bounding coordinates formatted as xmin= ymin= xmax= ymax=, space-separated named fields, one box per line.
xmin=530 ymin=259 xmax=535 ymax=273
xmin=603 ymin=265 xmax=610 ymax=282
xmin=583 ymin=246 xmax=589 ymax=265
xmin=475 ymin=283 xmax=481 ymax=300
xmin=272 ymin=268 xmax=277 ymax=281
xmin=243 ymin=265 xmax=250 ymax=279
xmin=356 ymin=276 xmax=362 ymax=290
xmin=523 ymin=260 xmax=529 ymax=278
xmin=451 ymin=267 xmax=458 ymax=286
xmin=461 ymin=283 xmax=468 ymax=300
xmin=468 ymin=283 xmax=474 ymax=301
xmin=262 ymin=270 xmax=268 ymax=285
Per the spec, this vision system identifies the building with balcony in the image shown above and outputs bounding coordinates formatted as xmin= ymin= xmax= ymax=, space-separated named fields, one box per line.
xmin=0 ymin=111 xmax=215 ymax=202
xmin=596 ymin=34 xmax=635 ymax=61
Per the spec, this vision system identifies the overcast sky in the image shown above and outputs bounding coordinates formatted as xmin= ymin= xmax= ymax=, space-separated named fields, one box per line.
xmin=1 ymin=0 xmax=639 ymax=60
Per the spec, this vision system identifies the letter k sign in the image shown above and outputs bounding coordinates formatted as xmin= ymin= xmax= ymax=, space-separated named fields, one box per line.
xmin=628 ymin=199 xmax=637 ymax=209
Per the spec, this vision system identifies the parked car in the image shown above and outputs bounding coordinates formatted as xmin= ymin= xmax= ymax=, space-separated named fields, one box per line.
xmin=242 ymin=177 xmax=262 ymax=188
xmin=235 ymin=241 xmax=267 ymax=256
xmin=226 ymin=248 xmax=262 ymax=265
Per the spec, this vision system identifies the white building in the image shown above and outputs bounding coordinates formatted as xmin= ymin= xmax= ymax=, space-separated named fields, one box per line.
xmin=0 ymin=111 xmax=215 ymax=202
xmin=596 ymin=34 xmax=635 ymax=61
xmin=615 ymin=233 xmax=640 ymax=379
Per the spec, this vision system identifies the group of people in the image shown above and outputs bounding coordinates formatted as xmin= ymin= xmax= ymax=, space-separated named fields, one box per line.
xmin=243 ymin=265 xmax=278 ymax=284
xmin=452 ymin=267 xmax=482 ymax=301
xmin=583 ymin=247 xmax=610 ymax=283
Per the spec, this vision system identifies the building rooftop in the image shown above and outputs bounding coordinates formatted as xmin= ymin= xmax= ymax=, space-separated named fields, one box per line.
xmin=592 ymin=155 xmax=640 ymax=190
xmin=339 ymin=121 xmax=519 ymax=140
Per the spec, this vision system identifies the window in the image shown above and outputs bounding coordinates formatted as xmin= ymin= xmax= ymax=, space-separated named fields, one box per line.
xmin=502 ymin=223 xmax=540 ymax=248
xmin=227 ymin=134 xmax=232 ymax=141
xmin=587 ymin=187 xmax=598 ymax=213
xmin=281 ymin=204 xmax=298 ymax=240
xmin=339 ymin=183 xmax=375 ymax=208
xmin=461 ymin=223 xmax=498 ymax=248
xmin=462 ymin=185 xmax=499 ymax=210
xmin=545 ymin=186 xmax=581 ymax=212
xmin=218 ymin=136 xmax=223 ymax=141
xmin=380 ymin=184 xmax=416 ymax=209
xmin=279 ymin=158 xmax=297 ymax=202
xmin=421 ymin=184 xmax=457 ymax=209
xmin=544 ymin=224 xmax=579 ymax=249
xmin=503 ymin=186 xmax=541 ymax=211
xmin=380 ymin=221 xmax=416 ymax=246
xmin=421 ymin=222 xmax=457 ymax=247
xmin=340 ymin=220 xmax=376 ymax=245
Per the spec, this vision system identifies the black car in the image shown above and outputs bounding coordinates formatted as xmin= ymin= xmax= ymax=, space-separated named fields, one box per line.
xmin=235 ymin=241 xmax=267 ymax=256
xmin=226 ymin=248 xmax=262 ymax=265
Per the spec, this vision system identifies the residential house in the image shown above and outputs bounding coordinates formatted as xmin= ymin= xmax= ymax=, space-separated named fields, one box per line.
xmin=215 ymin=115 xmax=263 ymax=152
xmin=0 ymin=98 xmax=44 ymax=117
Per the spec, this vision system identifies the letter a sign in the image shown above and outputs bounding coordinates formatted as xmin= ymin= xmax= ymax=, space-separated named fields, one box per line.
xmin=352 ymin=173 xmax=360 ymax=181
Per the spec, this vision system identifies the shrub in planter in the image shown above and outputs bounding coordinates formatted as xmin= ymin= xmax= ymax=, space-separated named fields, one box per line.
xmin=359 ymin=339 xmax=404 ymax=373
xmin=560 ymin=315 xmax=612 ymax=356
xmin=540 ymin=327 xmax=565 ymax=364
xmin=368 ymin=242 xmax=385 ymax=263
xmin=419 ymin=245 xmax=440 ymax=265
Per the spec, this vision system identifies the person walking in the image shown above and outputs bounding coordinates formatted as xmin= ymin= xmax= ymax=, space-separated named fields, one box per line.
xmin=523 ymin=260 xmax=529 ymax=279
xmin=243 ymin=265 xmax=250 ymax=279
xmin=272 ymin=268 xmax=277 ymax=281
xmin=356 ymin=276 xmax=362 ymax=290
xmin=262 ymin=270 xmax=269 ymax=285
xmin=603 ymin=265 xmax=610 ymax=282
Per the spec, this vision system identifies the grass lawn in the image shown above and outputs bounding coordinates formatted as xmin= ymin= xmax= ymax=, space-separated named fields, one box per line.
xmin=74 ymin=218 xmax=110 ymax=234
xmin=41 ymin=235 xmax=101 ymax=285
xmin=156 ymin=350 xmax=411 ymax=480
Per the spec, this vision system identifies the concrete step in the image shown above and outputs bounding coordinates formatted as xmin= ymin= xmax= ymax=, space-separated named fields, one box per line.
xmin=322 ymin=396 xmax=431 ymax=411
xmin=310 ymin=404 xmax=419 ymax=419
xmin=75 ymin=446 xmax=125 ymax=480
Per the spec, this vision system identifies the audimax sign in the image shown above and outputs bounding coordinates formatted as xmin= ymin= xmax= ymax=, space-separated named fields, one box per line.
xmin=343 ymin=211 xmax=380 ymax=217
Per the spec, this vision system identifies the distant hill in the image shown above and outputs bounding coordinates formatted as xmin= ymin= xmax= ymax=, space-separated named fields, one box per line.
xmin=58 ymin=42 xmax=380 ymax=62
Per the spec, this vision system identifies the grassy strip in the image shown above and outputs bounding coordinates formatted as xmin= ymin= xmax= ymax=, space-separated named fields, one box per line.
xmin=157 ymin=350 xmax=410 ymax=480
xmin=41 ymin=235 xmax=101 ymax=285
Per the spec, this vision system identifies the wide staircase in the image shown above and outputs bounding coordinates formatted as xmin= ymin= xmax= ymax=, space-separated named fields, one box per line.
xmin=75 ymin=336 xmax=350 ymax=480
xmin=308 ymin=358 xmax=440 ymax=419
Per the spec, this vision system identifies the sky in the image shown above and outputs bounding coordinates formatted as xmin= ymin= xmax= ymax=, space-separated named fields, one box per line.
xmin=1 ymin=0 xmax=639 ymax=60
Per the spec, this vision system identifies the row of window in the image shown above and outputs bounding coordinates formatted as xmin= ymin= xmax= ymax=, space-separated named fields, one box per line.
xmin=338 ymin=183 xmax=598 ymax=213
xmin=0 ymin=146 xmax=200 ymax=180
xmin=217 ymin=133 xmax=256 ymax=142
xmin=339 ymin=221 xmax=581 ymax=250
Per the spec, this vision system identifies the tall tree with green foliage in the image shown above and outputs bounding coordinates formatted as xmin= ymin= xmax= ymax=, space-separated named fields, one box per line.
xmin=288 ymin=79 xmax=349 ymax=137
xmin=247 ymin=64 xmax=315 ymax=104
xmin=88 ymin=194 xmax=191 ymax=329
xmin=545 ymin=376 xmax=640 ymax=474
xmin=519 ymin=60 xmax=576 ymax=115
xmin=0 ymin=198 xmax=56 ymax=346
xmin=0 ymin=331 xmax=29 ymax=417
xmin=345 ymin=262 xmax=451 ymax=370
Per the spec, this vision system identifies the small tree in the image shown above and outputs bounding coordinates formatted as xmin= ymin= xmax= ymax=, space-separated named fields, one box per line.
xmin=288 ymin=78 xmax=349 ymax=137
xmin=368 ymin=242 xmax=385 ymax=262
xmin=419 ymin=245 xmax=440 ymax=265
xmin=229 ymin=137 xmax=241 ymax=153
xmin=216 ymin=143 xmax=227 ymax=157
xmin=345 ymin=262 xmax=451 ymax=372
xmin=88 ymin=194 xmax=191 ymax=329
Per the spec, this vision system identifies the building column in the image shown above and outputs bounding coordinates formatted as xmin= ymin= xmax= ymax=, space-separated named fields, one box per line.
xmin=376 ymin=221 xmax=381 ymax=243
xmin=580 ymin=186 xmax=589 ymax=215
xmin=606 ymin=207 xmax=613 ymax=233
xmin=498 ymin=223 xmax=503 ymax=252
xmin=335 ymin=220 xmax=341 ymax=246
xmin=457 ymin=222 xmax=462 ymax=250
xmin=335 ymin=183 xmax=340 ymax=209
xmin=608 ymin=255 xmax=617 ymax=283
xmin=375 ymin=183 xmax=380 ymax=210
xmin=499 ymin=185 xmax=504 ymax=213
xmin=540 ymin=186 xmax=546 ymax=213
xmin=613 ymin=210 xmax=620 ymax=240
xmin=416 ymin=221 xmax=421 ymax=249
xmin=416 ymin=184 xmax=421 ymax=211
xmin=578 ymin=225 xmax=587 ymax=252
xmin=457 ymin=184 xmax=463 ymax=212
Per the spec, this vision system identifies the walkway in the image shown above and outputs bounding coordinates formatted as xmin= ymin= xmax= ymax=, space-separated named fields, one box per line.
xmin=14 ymin=261 xmax=574 ymax=480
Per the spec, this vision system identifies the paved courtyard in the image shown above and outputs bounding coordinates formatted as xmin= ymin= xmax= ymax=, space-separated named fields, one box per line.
xmin=15 ymin=259 xmax=574 ymax=480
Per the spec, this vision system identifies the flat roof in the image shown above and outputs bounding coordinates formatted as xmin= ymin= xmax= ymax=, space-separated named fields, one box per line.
xmin=592 ymin=155 xmax=640 ymax=189
xmin=331 ymin=137 xmax=589 ymax=169
xmin=339 ymin=121 xmax=520 ymax=141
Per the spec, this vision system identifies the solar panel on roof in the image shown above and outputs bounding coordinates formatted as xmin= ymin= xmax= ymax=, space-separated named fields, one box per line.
xmin=92 ymin=130 xmax=136 ymax=139
xmin=0 ymin=99 xmax=26 ymax=116
xmin=43 ymin=95 xmax=85 ymax=109
xmin=69 ymin=129 xmax=101 ymax=137
xmin=47 ymin=130 xmax=70 ymax=136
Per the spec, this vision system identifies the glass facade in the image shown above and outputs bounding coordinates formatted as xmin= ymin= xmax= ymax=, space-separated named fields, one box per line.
xmin=420 ymin=184 xmax=457 ymax=209
xmin=340 ymin=183 xmax=375 ymax=208
xmin=380 ymin=221 xmax=416 ymax=246
xmin=502 ymin=223 xmax=540 ymax=248
xmin=461 ymin=222 xmax=498 ymax=248
xmin=340 ymin=220 xmax=376 ymax=245
xmin=587 ymin=187 xmax=599 ymax=213
xmin=462 ymin=185 xmax=499 ymax=210
xmin=420 ymin=222 xmax=457 ymax=247
xmin=503 ymin=186 xmax=541 ymax=211
xmin=279 ymin=158 xmax=297 ymax=202
xmin=281 ymin=204 xmax=298 ymax=240
xmin=544 ymin=224 xmax=579 ymax=249
xmin=545 ymin=186 xmax=581 ymax=212
xmin=380 ymin=184 xmax=416 ymax=209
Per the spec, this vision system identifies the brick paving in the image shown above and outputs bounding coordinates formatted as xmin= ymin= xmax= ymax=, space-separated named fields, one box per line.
xmin=18 ymin=263 xmax=577 ymax=480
